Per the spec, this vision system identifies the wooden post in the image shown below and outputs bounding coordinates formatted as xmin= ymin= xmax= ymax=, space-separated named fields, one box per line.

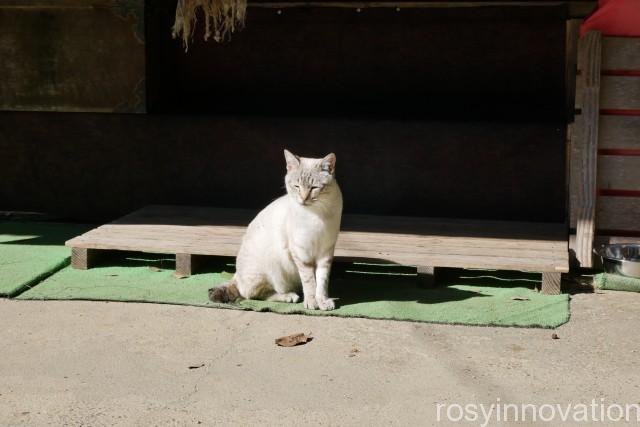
xmin=541 ymin=272 xmax=562 ymax=295
xmin=417 ymin=266 xmax=438 ymax=288
xmin=575 ymin=31 xmax=602 ymax=268
xmin=71 ymin=247 xmax=99 ymax=270
xmin=565 ymin=19 xmax=581 ymax=119
xmin=175 ymin=253 xmax=195 ymax=277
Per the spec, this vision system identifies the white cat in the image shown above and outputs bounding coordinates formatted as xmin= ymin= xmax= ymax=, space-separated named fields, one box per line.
xmin=209 ymin=149 xmax=343 ymax=311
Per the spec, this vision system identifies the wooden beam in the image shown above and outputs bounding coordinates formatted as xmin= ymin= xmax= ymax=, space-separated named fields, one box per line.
xmin=574 ymin=31 xmax=602 ymax=268
xmin=417 ymin=266 xmax=438 ymax=288
xmin=579 ymin=36 xmax=640 ymax=71
xmin=251 ymin=1 xmax=597 ymax=18
xmin=578 ymin=76 xmax=640 ymax=110
xmin=71 ymin=247 xmax=99 ymax=270
xmin=541 ymin=272 xmax=562 ymax=295
xmin=250 ymin=1 xmax=567 ymax=9
xmin=250 ymin=0 xmax=595 ymax=16
xmin=176 ymin=253 xmax=195 ymax=277
xmin=574 ymin=115 xmax=640 ymax=151
xmin=566 ymin=19 xmax=581 ymax=118
xmin=570 ymin=150 xmax=640 ymax=196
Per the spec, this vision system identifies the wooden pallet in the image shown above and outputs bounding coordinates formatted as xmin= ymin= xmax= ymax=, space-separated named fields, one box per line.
xmin=66 ymin=205 xmax=569 ymax=294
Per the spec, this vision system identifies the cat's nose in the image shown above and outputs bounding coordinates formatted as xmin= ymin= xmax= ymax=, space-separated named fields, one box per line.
xmin=300 ymin=189 xmax=311 ymax=201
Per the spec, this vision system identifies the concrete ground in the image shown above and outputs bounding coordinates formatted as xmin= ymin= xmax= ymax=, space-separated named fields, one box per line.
xmin=1 ymin=291 xmax=640 ymax=426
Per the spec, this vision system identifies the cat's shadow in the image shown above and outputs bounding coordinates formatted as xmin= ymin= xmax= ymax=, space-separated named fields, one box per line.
xmin=330 ymin=272 xmax=485 ymax=305
xmin=329 ymin=264 xmax=541 ymax=306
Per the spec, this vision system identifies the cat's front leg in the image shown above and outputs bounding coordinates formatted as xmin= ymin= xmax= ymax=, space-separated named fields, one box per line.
xmin=315 ymin=256 xmax=335 ymax=311
xmin=292 ymin=255 xmax=319 ymax=310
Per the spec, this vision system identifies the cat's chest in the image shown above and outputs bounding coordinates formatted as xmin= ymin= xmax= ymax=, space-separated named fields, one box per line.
xmin=288 ymin=210 xmax=339 ymax=253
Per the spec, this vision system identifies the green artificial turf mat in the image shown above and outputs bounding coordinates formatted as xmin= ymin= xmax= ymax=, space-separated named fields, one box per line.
xmin=594 ymin=273 xmax=640 ymax=293
xmin=0 ymin=222 xmax=91 ymax=297
xmin=17 ymin=253 xmax=570 ymax=328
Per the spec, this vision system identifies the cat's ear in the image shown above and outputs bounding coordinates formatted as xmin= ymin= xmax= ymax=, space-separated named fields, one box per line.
xmin=321 ymin=153 xmax=336 ymax=175
xmin=284 ymin=149 xmax=300 ymax=172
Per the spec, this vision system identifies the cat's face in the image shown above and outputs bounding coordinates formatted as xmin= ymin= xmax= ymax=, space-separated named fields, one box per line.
xmin=284 ymin=149 xmax=336 ymax=206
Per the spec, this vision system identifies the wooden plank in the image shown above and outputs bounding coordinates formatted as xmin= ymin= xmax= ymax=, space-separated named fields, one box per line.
xmin=541 ymin=272 xmax=561 ymax=295
xmin=572 ymin=150 xmax=640 ymax=196
xmin=127 ymin=228 xmax=566 ymax=251
xmin=599 ymin=115 xmax=640 ymax=149
xmin=579 ymin=37 xmax=640 ymax=71
xmin=600 ymin=76 xmax=640 ymax=110
xmin=576 ymin=76 xmax=640 ymax=110
xmin=574 ymin=115 xmax=640 ymax=150
xmin=597 ymin=156 xmax=640 ymax=190
xmin=253 ymin=1 xmax=595 ymax=18
xmin=102 ymin=205 xmax=568 ymax=242
xmin=107 ymin=206 xmax=570 ymax=249
xmin=571 ymin=195 xmax=640 ymax=232
xmin=68 ymin=226 xmax=567 ymax=262
xmin=603 ymin=37 xmax=640 ymax=70
xmin=66 ymin=205 xmax=569 ymax=273
xmin=250 ymin=1 xmax=574 ymax=9
xmin=595 ymin=197 xmax=640 ymax=232
xmin=249 ymin=0 xmax=594 ymax=13
xmin=574 ymin=31 xmax=602 ymax=268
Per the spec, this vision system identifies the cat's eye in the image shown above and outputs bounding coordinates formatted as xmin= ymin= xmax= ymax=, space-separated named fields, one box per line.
xmin=311 ymin=186 xmax=319 ymax=190
xmin=293 ymin=185 xmax=300 ymax=189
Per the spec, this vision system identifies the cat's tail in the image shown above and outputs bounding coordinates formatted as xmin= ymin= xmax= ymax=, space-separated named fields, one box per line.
xmin=208 ymin=278 xmax=241 ymax=303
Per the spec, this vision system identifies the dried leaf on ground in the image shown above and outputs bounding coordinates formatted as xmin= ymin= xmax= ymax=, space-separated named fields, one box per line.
xmin=173 ymin=272 xmax=188 ymax=279
xmin=149 ymin=266 xmax=162 ymax=272
xmin=275 ymin=333 xmax=313 ymax=347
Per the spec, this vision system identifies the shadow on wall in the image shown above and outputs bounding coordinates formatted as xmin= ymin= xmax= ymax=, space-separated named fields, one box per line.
xmin=0 ymin=114 xmax=567 ymax=223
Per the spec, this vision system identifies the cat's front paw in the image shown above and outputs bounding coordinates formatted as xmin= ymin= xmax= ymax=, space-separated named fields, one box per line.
xmin=317 ymin=297 xmax=335 ymax=311
xmin=303 ymin=296 xmax=318 ymax=310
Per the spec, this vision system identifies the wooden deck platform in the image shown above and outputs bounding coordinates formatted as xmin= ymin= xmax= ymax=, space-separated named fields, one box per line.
xmin=66 ymin=205 xmax=569 ymax=294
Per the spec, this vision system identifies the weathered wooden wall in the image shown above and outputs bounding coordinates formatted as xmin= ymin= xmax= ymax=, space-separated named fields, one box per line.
xmin=571 ymin=35 xmax=640 ymax=239
xmin=0 ymin=0 xmax=145 ymax=112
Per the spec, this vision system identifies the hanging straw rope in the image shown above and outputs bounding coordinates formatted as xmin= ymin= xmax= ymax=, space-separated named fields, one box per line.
xmin=173 ymin=0 xmax=247 ymax=50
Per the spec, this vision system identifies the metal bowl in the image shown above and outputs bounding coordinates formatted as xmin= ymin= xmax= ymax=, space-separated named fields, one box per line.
xmin=594 ymin=243 xmax=640 ymax=278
